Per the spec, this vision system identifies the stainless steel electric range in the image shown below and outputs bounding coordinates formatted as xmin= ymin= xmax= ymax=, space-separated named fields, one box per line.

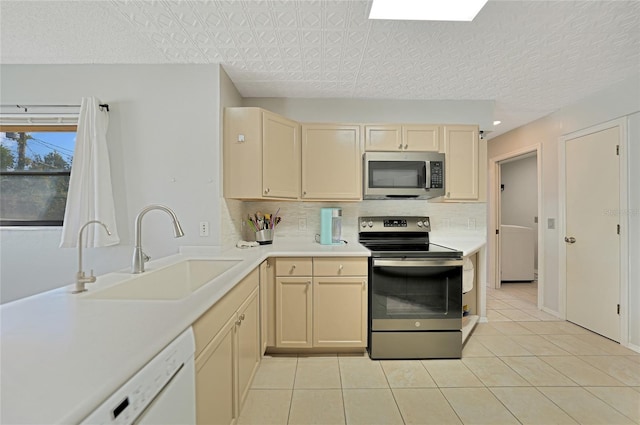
xmin=359 ymin=216 xmax=464 ymax=359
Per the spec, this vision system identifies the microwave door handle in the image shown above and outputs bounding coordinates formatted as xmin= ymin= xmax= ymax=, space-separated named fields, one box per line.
xmin=424 ymin=161 xmax=431 ymax=190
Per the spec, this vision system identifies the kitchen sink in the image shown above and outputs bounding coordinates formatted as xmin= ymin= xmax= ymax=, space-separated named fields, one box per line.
xmin=84 ymin=259 xmax=242 ymax=300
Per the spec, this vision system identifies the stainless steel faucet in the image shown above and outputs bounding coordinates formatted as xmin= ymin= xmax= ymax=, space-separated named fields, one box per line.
xmin=73 ymin=220 xmax=112 ymax=294
xmin=131 ymin=204 xmax=184 ymax=274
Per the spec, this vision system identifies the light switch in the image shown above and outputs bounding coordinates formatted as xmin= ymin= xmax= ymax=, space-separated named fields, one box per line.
xmin=547 ymin=218 xmax=555 ymax=229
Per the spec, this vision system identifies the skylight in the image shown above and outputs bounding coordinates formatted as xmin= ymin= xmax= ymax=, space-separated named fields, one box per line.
xmin=369 ymin=0 xmax=489 ymax=22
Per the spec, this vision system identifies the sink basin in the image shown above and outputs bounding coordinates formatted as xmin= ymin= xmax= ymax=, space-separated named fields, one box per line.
xmin=84 ymin=259 xmax=242 ymax=300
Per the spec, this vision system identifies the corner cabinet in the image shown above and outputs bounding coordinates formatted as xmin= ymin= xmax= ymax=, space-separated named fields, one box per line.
xmin=365 ymin=124 xmax=440 ymax=152
xmin=441 ymin=125 xmax=486 ymax=202
xmin=301 ymin=124 xmax=362 ymax=200
xmin=224 ymin=107 xmax=300 ymax=200
xmin=274 ymin=257 xmax=368 ymax=349
xmin=193 ymin=268 xmax=261 ymax=425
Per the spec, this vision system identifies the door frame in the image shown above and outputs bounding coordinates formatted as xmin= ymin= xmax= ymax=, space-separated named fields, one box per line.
xmin=488 ymin=144 xmax=543 ymax=308
xmin=558 ymin=118 xmax=629 ymax=346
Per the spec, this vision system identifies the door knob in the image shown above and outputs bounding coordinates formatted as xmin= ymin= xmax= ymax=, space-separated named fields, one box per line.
xmin=564 ymin=236 xmax=576 ymax=244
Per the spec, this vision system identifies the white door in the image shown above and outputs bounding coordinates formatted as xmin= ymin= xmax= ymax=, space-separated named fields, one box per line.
xmin=565 ymin=126 xmax=620 ymax=341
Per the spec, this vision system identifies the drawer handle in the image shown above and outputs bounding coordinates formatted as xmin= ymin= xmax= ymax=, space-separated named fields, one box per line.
xmin=290 ymin=264 xmax=296 ymax=274
xmin=339 ymin=264 xmax=343 ymax=272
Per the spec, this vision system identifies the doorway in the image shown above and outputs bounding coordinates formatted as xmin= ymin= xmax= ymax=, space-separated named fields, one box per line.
xmin=489 ymin=152 xmax=542 ymax=319
xmin=488 ymin=145 xmax=543 ymax=314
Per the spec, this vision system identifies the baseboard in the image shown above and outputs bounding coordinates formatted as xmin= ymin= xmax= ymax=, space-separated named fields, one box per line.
xmin=626 ymin=342 xmax=640 ymax=354
xmin=541 ymin=306 xmax=563 ymax=319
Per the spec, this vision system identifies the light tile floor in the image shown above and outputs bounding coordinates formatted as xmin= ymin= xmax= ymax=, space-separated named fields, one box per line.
xmin=239 ymin=282 xmax=640 ymax=424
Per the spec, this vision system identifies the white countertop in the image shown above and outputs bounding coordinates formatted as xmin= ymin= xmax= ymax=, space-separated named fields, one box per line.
xmin=0 ymin=234 xmax=484 ymax=424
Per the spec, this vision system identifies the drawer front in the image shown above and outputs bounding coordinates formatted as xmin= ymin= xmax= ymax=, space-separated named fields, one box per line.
xmin=313 ymin=257 xmax=368 ymax=276
xmin=275 ymin=257 xmax=313 ymax=276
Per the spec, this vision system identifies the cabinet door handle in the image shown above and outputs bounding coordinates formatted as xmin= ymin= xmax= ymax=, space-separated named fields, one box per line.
xmin=236 ymin=319 xmax=242 ymax=326
xmin=290 ymin=265 xmax=296 ymax=274
xmin=398 ymin=143 xmax=403 ymax=150
xmin=338 ymin=264 xmax=343 ymax=272
xmin=307 ymin=280 xmax=311 ymax=285
xmin=404 ymin=144 xmax=408 ymax=149
xmin=264 ymin=188 xmax=270 ymax=194
xmin=239 ymin=313 xmax=245 ymax=321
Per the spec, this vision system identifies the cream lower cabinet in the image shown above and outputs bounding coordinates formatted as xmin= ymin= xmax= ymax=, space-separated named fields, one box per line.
xmin=274 ymin=257 xmax=367 ymax=349
xmin=301 ymin=124 xmax=362 ymax=200
xmin=442 ymin=124 xmax=486 ymax=201
xmin=259 ymin=259 xmax=275 ymax=354
xmin=194 ymin=269 xmax=260 ymax=425
xmin=313 ymin=276 xmax=367 ymax=347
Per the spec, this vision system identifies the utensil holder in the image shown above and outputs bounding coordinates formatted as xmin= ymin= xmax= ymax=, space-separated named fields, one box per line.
xmin=255 ymin=228 xmax=273 ymax=245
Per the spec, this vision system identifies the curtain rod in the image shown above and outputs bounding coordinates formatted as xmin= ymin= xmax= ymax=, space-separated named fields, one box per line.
xmin=1 ymin=104 xmax=110 ymax=112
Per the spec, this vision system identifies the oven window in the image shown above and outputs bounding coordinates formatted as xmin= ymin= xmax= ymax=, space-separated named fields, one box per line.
xmin=371 ymin=264 xmax=462 ymax=319
xmin=368 ymin=161 xmax=426 ymax=188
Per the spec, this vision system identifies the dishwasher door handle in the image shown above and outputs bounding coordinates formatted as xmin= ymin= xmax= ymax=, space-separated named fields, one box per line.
xmin=372 ymin=258 xmax=463 ymax=267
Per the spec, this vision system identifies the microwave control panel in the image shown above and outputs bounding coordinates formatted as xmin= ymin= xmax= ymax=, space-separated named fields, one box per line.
xmin=430 ymin=162 xmax=444 ymax=188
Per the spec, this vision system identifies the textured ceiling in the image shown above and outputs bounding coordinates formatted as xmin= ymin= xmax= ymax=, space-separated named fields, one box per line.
xmin=1 ymin=0 xmax=639 ymax=138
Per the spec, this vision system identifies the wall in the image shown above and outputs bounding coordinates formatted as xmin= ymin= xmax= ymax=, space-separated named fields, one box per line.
xmin=239 ymin=201 xmax=486 ymax=243
xmin=500 ymin=154 xmax=538 ymax=268
xmin=0 ymin=64 xmax=223 ymax=303
xmin=488 ymin=75 xmax=640 ymax=347
xmin=627 ymin=111 xmax=640 ymax=351
xmin=242 ymin=97 xmax=494 ymax=131
xmin=218 ymin=68 xmax=245 ymax=248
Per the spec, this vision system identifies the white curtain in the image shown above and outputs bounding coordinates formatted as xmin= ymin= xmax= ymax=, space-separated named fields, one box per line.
xmin=60 ymin=97 xmax=120 ymax=248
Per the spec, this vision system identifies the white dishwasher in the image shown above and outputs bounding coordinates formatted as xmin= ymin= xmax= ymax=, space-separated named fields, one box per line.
xmin=81 ymin=327 xmax=196 ymax=425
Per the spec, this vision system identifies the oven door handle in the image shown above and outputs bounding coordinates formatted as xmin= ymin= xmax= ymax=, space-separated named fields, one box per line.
xmin=372 ymin=258 xmax=463 ymax=267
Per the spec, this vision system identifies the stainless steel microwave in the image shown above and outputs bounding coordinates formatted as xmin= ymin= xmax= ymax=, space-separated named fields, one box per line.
xmin=363 ymin=152 xmax=445 ymax=199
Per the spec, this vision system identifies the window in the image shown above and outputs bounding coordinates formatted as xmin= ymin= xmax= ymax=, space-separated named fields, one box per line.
xmin=0 ymin=126 xmax=76 ymax=226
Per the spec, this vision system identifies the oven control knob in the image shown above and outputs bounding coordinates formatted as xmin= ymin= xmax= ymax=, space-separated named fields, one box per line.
xmin=361 ymin=221 xmax=367 ymax=228
xmin=417 ymin=221 xmax=423 ymax=227
xmin=368 ymin=221 xmax=373 ymax=228
xmin=415 ymin=321 xmax=421 ymax=328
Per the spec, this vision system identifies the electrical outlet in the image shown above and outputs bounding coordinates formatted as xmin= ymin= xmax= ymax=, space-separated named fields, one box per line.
xmin=298 ymin=218 xmax=307 ymax=231
xmin=199 ymin=221 xmax=209 ymax=237
xmin=547 ymin=218 xmax=555 ymax=229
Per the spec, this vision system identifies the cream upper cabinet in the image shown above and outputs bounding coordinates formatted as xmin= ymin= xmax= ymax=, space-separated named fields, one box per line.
xmin=365 ymin=125 xmax=402 ymax=151
xmin=442 ymin=125 xmax=484 ymax=201
xmin=301 ymin=124 xmax=362 ymax=200
xmin=402 ymin=125 xmax=440 ymax=151
xmin=365 ymin=124 xmax=440 ymax=151
xmin=224 ymin=107 xmax=300 ymax=200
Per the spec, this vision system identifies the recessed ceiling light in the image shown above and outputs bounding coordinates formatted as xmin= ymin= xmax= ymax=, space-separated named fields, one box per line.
xmin=493 ymin=120 xmax=502 ymax=126
xmin=369 ymin=0 xmax=488 ymax=22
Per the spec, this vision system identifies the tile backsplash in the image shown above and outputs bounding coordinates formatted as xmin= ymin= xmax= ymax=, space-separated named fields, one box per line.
xmin=222 ymin=199 xmax=486 ymax=248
